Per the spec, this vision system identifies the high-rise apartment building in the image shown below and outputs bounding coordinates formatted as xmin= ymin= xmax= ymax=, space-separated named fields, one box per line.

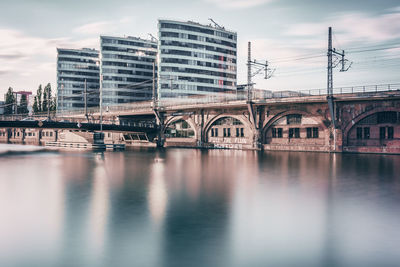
xmin=100 ymin=36 xmax=157 ymax=105
xmin=157 ymin=19 xmax=237 ymax=99
xmin=56 ymin=48 xmax=100 ymax=111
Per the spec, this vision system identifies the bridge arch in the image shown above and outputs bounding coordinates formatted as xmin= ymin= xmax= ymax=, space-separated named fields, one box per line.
xmin=163 ymin=116 xmax=198 ymax=140
xmin=203 ymin=114 xmax=254 ymax=149
xmin=343 ymin=107 xmax=400 ymax=148
xmin=262 ymin=110 xmax=329 ymax=150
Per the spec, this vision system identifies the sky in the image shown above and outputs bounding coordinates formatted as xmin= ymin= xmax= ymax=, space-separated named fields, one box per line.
xmin=0 ymin=0 xmax=399 ymax=99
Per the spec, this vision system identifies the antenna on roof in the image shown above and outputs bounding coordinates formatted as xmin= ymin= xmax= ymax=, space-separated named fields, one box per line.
xmin=148 ymin=33 xmax=158 ymax=42
xmin=208 ymin=18 xmax=224 ymax=30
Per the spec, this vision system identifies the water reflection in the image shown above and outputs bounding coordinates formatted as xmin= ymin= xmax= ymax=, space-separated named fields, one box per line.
xmin=0 ymin=148 xmax=399 ymax=267
xmin=148 ymin=154 xmax=168 ymax=226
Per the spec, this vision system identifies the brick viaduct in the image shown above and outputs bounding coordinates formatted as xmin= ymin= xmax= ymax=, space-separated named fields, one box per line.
xmin=128 ymin=90 xmax=400 ymax=154
xmin=1 ymin=90 xmax=400 ymax=154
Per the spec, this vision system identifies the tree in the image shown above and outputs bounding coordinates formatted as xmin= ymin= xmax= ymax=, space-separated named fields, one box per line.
xmin=37 ymin=84 xmax=42 ymax=112
xmin=50 ymin=95 xmax=57 ymax=111
xmin=18 ymin=94 xmax=29 ymax=114
xmin=43 ymin=87 xmax=48 ymax=112
xmin=4 ymin=87 xmax=15 ymax=114
xmin=32 ymin=96 xmax=39 ymax=113
xmin=43 ymin=83 xmax=52 ymax=112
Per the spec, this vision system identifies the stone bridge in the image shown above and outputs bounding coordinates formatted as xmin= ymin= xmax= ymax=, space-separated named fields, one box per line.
xmin=2 ymin=84 xmax=400 ymax=153
xmin=115 ymin=88 xmax=400 ymax=153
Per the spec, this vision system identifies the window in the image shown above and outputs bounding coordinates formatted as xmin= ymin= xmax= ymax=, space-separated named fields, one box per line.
xmin=287 ymin=114 xmax=302 ymax=125
xmin=215 ymin=128 xmax=218 ymax=137
xmin=272 ymin=128 xmax=277 ymax=138
xmin=277 ymin=128 xmax=283 ymax=138
xmin=211 ymin=128 xmax=214 ymax=137
xmin=289 ymin=128 xmax=294 ymax=138
xmin=240 ymin=128 xmax=244 ymax=137
xmin=223 ymin=128 xmax=227 ymax=137
xmin=313 ymin=127 xmax=319 ymax=138
xmin=356 ymin=127 xmax=362 ymax=139
xmin=377 ymin=112 xmax=397 ymax=124
xmin=227 ymin=128 xmax=231 ymax=137
xmin=363 ymin=127 xmax=370 ymax=139
xmin=236 ymin=128 xmax=240 ymax=137
xmin=294 ymin=128 xmax=300 ymax=138
xmin=306 ymin=128 xmax=312 ymax=138
xmin=380 ymin=127 xmax=386 ymax=140
xmin=388 ymin=127 xmax=394 ymax=139
xmin=50 ymin=132 xmax=53 ymax=137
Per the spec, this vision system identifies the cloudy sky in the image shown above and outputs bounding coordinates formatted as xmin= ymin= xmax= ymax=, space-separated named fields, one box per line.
xmin=0 ymin=0 xmax=399 ymax=98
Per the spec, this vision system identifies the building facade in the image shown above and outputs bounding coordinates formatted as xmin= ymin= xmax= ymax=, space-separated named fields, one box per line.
xmin=57 ymin=48 xmax=100 ymax=112
xmin=157 ymin=19 xmax=237 ymax=99
xmin=100 ymin=36 xmax=157 ymax=105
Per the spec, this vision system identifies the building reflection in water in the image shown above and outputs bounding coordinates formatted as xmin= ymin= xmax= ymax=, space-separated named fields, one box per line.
xmin=87 ymin=152 xmax=110 ymax=264
xmin=1 ymin=148 xmax=400 ymax=267
xmin=0 ymin=154 xmax=65 ymax=266
xmin=148 ymin=153 xmax=168 ymax=226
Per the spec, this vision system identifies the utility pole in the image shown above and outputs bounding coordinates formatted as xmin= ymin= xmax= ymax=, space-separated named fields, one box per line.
xmin=247 ymin=42 xmax=252 ymax=102
xmin=84 ymin=79 xmax=88 ymax=121
xmin=246 ymin=42 xmax=274 ymax=102
xmin=326 ymin=26 xmax=351 ymax=151
xmin=152 ymin=62 xmax=156 ymax=108
xmin=100 ymin=71 xmax=103 ymax=132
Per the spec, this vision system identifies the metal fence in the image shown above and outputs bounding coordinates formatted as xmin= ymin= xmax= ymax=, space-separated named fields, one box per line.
xmin=3 ymin=83 xmax=398 ymax=119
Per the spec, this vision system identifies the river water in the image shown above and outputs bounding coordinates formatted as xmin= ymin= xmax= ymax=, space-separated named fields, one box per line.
xmin=0 ymin=147 xmax=399 ymax=267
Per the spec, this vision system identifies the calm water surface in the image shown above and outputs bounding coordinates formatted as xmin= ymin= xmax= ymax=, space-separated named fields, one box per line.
xmin=0 ymin=147 xmax=399 ymax=267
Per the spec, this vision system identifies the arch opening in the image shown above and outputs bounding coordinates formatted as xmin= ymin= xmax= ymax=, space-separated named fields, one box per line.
xmin=205 ymin=116 xmax=252 ymax=149
xmin=165 ymin=119 xmax=195 ymax=138
xmin=263 ymin=113 xmax=327 ymax=150
xmin=346 ymin=111 xmax=400 ymax=148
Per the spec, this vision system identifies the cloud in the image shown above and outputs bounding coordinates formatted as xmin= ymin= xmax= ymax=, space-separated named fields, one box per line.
xmin=73 ymin=17 xmax=134 ymax=36
xmin=0 ymin=28 xmax=100 ymax=95
xmin=0 ymin=53 xmax=26 ymax=60
xmin=285 ymin=10 xmax=400 ymax=44
xmin=204 ymin=0 xmax=273 ymax=9
xmin=0 ymin=70 xmax=10 ymax=76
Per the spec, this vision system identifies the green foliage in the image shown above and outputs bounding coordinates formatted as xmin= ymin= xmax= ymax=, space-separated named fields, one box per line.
xmin=50 ymin=95 xmax=57 ymax=111
xmin=4 ymin=87 xmax=15 ymax=114
xmin=37 ymin=84 xmax=42 ymax=112
xmin=18 ymin=94 xmax=29 ymax=114
xmin=33 ymin=96 xmax=39 ymax=113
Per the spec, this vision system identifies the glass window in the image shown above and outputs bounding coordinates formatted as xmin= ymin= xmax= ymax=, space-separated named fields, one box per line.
xmin=356 ymin=127 xmax=362 ymax=139
xmin=289 ymin=128 xmax=294 ymax=138
xmin=377 ymin=112 xmax=397 ymax=124
xmin=236 ymin=128 xmax=239 ymax=137
xmin=215 ymin=128 xmax=218 ymax=137
xmin=388 ymin=127 xmax=394 ymax=139
xmin=379 ymin=127 xmax=386 ymax=140
xmin=294 ymin=128 xmax=300 ymax=138
xmin=364 ymin=127 xmax=370 ymax=139
xmin=227 ymin=128 xmax=231 ymax=137
xmin=287 ymin=114 xmax=302 ymax=125
xmin=223 ymin=128 xmax=227 ymax=137
xmin=272 ymin=128 xmax=277 ymax=138
xmin=306 ymin=128 xmax=312 ymax=138
xmin=313 ymin=127 xmax=319 ymax=138
xmin=277 ymin=128 xmax=283 ymax=138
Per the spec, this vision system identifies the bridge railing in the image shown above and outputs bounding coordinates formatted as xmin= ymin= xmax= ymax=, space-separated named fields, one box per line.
xmin=53 ymin=83 xmax=400 ymax=117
